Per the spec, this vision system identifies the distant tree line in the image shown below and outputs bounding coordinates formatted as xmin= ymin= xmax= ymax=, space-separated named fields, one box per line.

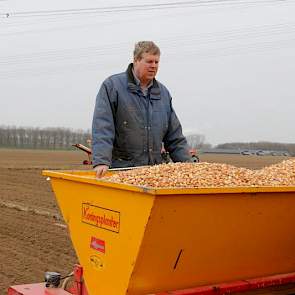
xmin=216 ymin=142 xmax=295 ymax=156
xmin=1 ymin=127 xmax=212 ymax=151
xmin=0 ymin=126 xmax=91 ymax=150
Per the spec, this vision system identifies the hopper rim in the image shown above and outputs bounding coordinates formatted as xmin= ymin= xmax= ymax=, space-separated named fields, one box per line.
xmin=42 ymin=170 xmax=295 ymax=196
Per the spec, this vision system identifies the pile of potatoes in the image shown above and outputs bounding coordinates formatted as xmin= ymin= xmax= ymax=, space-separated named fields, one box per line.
xmin=102 ymin=159 xmax=295 ymax=188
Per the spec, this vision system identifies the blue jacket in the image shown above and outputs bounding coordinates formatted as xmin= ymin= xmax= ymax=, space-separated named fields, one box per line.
xmin=92 ymin=63 xmax=191 ymax=168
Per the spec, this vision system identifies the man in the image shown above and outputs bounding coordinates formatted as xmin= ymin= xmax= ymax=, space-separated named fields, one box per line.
xmin=92 ymin=41 xmax=191 ymax=178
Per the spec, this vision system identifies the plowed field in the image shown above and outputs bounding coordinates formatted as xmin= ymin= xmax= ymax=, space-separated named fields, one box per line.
xmin=0 ymin=149 xmax=290 ymax=294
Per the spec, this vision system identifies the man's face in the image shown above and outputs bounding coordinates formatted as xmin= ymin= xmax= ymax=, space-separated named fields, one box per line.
xmin=134 ymin=52 xmax=160 ymax=84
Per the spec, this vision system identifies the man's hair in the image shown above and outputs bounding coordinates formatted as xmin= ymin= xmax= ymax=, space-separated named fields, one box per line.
xmin=133 ymin=41 xmax=160 ymax=61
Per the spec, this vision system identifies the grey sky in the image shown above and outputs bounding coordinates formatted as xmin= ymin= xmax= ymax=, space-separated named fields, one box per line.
xmin=1 ymin=0 xmax=294 ymax=145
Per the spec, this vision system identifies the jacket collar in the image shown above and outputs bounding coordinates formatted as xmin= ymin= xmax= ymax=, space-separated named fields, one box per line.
xmin=126 ymin=63 xmax=161 ymax=99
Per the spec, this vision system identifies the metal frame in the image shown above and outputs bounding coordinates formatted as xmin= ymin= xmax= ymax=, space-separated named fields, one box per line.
xmin=8 ymin=266 xmax=295 ymax=295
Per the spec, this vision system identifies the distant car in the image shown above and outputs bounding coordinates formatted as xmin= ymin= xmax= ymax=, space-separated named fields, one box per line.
xmin=256 ymin=150 xmax=266 ymax=156
xmin=241 ymin=150 xmax=251 ymax=156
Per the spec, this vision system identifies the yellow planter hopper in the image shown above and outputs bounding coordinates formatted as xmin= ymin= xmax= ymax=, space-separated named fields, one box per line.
xmin=43 ymin=170 xmax=295 ymax=295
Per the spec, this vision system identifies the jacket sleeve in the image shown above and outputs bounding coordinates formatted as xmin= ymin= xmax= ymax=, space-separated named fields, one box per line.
xmin=92 ymin=80 xmax=116 ymax=167
xmin=163 ymin=97 xmax=192 ymax=163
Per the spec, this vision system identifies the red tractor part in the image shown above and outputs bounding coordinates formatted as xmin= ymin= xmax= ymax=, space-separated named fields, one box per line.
xmin=72 ymin=144 xmax=92 ymax=165
xmin=8 ymin=266 xmax=295 ymax=295
xmin=8 ymin=265 xmax=88 ymax=295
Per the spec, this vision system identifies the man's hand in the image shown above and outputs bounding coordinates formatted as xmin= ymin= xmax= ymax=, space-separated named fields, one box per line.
xmin=94 ymin=165 xmax=109 ymax=178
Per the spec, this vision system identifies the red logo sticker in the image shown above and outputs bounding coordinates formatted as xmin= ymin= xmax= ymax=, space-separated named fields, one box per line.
xmin=90 ymin=237 xmax=105 ymax=254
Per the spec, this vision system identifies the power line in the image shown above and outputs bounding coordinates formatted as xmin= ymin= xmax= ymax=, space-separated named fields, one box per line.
xmin=1 ymin=32 xmax=294 ymax=78
xmin=0 ymin=0 xmax=290 ymax=18
xmin=1 ymin=22 xmax=295 ymax=66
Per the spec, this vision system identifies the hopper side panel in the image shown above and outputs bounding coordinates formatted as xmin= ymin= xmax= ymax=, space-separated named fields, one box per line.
xmin=127 ymin=191 xmax=295 ymax=294
xmin=49 ymin=177 xmax=155 ymax=295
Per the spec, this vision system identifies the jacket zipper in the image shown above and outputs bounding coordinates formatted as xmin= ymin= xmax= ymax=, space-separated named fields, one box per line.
xmin=147 ymin=91 xmax=152 ymax=165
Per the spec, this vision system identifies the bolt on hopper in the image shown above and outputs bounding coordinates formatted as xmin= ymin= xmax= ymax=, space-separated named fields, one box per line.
xmin=41 ymin=169 xmax=295 ymax=295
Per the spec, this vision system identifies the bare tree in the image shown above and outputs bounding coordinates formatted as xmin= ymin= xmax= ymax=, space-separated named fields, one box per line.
xmin=186 ymin=134 xmax=206 ymax=149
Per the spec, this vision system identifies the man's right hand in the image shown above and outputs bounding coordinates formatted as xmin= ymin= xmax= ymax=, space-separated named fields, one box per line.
xmin=94 ymin=165 xmax=109 ymax=178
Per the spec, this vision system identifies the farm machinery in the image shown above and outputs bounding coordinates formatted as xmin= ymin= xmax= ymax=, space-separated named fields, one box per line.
xmin=72 ymin=144 xmax=92 ymax=165
xmin=8 ymin=167 xmax=295 ymax=295
xmin=72 ymin=143 xmax=200 ymax=165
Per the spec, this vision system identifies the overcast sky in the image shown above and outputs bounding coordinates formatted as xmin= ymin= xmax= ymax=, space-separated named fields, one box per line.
xmin=1 ymin=0 xmax=294 ymax=146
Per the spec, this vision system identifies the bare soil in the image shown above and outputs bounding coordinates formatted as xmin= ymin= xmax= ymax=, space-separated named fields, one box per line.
xmin=0 ymin=149 xmax=290 ymax=294
xmin=0 ymin=149 xmax=88 ymax=294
